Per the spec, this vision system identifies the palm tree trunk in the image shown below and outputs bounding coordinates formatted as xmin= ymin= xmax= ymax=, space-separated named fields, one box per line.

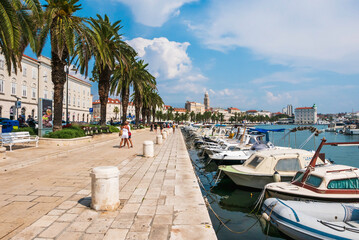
xmin=121 ymin=85 xmax=129 ymax=123
xmin=152 ymin=107 xmax=156 ymax=123
xmin=141 ymin=107 xmax=146 ymax=123
xmin=134 ymin=91 xmax=141 ymax=125
xmin=98 ymin=67 xmax=111 ymax=126
xmin=146 ymin=108 xmax=151 ymax=124
xmin=51 ymin=50 xmax=67 ymax=132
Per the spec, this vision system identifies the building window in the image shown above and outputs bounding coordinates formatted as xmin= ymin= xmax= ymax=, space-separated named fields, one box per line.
xmin=44 ymin=90 xmax=48 ymax=99
xmin=22 ymin=66 xmax=27 ymax=76
xmin=69 ymin=95 xmax=71 ymax=104
xmin=78 ymin=98 xmax=80 ymax=107
xmin=0 ymin=59 xmax=4 ymax=70
xmin=73 ymin=95 xmax=76 ymax=106
xmin=0 ymin=106 xmax=2 ymax=117
xmin=22 ymin=84 xmax=27 ymax=97
xmin=43 ymin=71 xmax=47 ymax=82
xmin=32 ymin=87 xmax=36 ymax=98
xmin=32 ymin=68 xmax=37 ymax=79
xmin=51 ymin=91 xmax=54 ymax=100
xmin=11 ymin=82 xmax=16 ymax=95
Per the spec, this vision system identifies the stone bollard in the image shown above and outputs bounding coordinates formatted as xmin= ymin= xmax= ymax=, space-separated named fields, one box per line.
xmin=156 ymin=135 xmax=163 ymax=145
xmin=162 ymin=131 xmax=167 ymax=139
xmin=143 ymin=141 xmax=154 ymax=157
xmin=0 ymin=147 xmax=6 ymax=159
xmin=90 ymin=166 xmax=120 ymax=211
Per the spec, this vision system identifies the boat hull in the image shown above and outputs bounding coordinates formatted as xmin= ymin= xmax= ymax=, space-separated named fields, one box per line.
xmin=224 ymin=171 xmax=293 ymax=189
xmin=262 ymin=198 xmax=359 ymax=240
xmin=265 ymin=188 xmax=359 ymax=203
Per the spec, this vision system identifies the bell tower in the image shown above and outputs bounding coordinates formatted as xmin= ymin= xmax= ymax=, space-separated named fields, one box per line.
xmin=204 ymin=91 xmax=210 ymax=110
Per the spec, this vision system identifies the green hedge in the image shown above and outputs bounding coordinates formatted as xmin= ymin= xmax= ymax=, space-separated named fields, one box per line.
xmin=109 ymin=125 xmax=120 ymax=132
xmin=44 ymin=127 xmax=85 ymax=139
xmin=12 ymin=127 xmax=37 ymax=135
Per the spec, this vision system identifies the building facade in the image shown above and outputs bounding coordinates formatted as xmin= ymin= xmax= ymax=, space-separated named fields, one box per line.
xmin=0 ymin=54 xmax=92 ymax=122
xmin=295 ymin=104 xmax=318 ymax=124
xmin=185 ymin=101 xmax=205 ymax=114
xmin=92 ymin=98 xmax=136 ymax=122
xmin=204 ymin=91 xmax=210 ymax=110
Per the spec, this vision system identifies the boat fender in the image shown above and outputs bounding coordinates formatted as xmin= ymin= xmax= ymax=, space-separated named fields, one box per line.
xmin=273 ymin=171 xmax=281 ymax=182
xmin=262 ymin=212 xmax=270 ymax=221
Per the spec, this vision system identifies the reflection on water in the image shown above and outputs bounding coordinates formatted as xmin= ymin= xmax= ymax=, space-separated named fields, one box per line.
xmin=183 ymin=125 xmax=359 ymax=240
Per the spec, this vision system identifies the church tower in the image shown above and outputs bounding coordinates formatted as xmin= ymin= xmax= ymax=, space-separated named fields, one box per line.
xmin=204 ymin=91 xmax=210 ymax=110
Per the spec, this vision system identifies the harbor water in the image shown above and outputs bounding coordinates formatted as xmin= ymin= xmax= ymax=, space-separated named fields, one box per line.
xmin=183 ymin=124 xmax=359 ymax=240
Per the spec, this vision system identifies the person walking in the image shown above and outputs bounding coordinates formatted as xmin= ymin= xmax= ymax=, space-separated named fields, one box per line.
xmin=126 ymin=121 xmax=134 ymax=148
xmin=154 ymin=123 xmax=158 ymax=133
xmin=160 ymin=122 xmax=163 ymax=133
xmin=119 ymin=124 xmax=130 ymax=148
xmin=172 ymin=123 xmax=176 ymax=133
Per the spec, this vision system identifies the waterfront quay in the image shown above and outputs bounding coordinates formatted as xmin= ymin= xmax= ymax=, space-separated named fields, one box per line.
xmin=0 ymin=129 xmax=216 ymax=240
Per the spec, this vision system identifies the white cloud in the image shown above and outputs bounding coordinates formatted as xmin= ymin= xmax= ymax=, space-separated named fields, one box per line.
xmin=127 ymin=37 xmax=208 ymax=96
xmin=191 ymin=0 xmax=359 ymax=74
xmin=265 ymin=91 xmax=292 ymax=103
xmin=114 ymin=0 xmax=198 ymax=27
xmin=127 ymin=37 xmax=193 ymax=79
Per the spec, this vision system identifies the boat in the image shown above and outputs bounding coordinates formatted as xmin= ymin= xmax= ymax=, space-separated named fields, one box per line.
xmin=218 ymin=148 xmax=323 ymax=189
xmin=265 ymin=138 xmax=359 ymax=202
xmin=262 ymin=198 xmax=359 ymax=240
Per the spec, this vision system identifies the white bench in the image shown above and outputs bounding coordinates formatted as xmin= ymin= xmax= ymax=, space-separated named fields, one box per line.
xmin=0 ymin=132 xmax=39 ymax=151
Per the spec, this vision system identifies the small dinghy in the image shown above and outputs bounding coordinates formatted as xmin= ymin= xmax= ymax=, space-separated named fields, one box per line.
xmin=262 ymin=198 xmax=359 ymax=240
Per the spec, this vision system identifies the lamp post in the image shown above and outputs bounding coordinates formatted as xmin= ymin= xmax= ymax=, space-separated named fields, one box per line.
xmin=12 ymin=96 xmax=21 ymax=120
xmin=65 ymin=59 xmax=77 ymax=125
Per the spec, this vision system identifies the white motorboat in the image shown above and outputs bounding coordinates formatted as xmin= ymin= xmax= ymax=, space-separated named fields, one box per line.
xmin=265 ymin=138 xmax=359 ymax=202
xmin=262 ymin=198 xmax=359 ymax=240
xmin=219 ymin=148 xmax=325 ymax=189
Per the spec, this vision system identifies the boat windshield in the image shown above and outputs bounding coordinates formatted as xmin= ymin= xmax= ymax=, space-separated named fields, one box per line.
xmin=274 ymin=158 xmax=301 ymax=172
xmin=327 ymin=178 xmax=359 ymax=189
xmin=305 ymin=175 xmax=323 ymax=188
xmin=247 ymin=156 xmax=264 ymax=168
xmin=292 ymin=171 xmax=304 ymax=182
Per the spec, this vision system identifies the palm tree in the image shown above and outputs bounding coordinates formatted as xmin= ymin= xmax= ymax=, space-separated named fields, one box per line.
xmin=84 ymin=15 xmax=135 ymax=126
xmin=0 ymin=0 xmax=42 ymax=74
xmin=131 ymin=59 xmax=156 ymax=125
xmin=190 ymin=111 xmax=195 ymax=122
xmin=150 ymin=92 xmax=163 ymax=123
xmin=37 ymin=0 xmax=90 ymax=131
xmin=113 ymin=106 xmax=119 ymax=120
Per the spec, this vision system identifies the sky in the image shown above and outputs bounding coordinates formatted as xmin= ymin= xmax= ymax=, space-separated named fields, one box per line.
xmin=26 ymin=0 xmax=359 ymax=113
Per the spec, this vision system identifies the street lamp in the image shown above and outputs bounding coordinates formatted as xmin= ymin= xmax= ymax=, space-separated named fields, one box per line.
xmin=66 ymin=61 xmax=78 ymax=125
xmin=12 ymin=95 xmax=21 ymax=120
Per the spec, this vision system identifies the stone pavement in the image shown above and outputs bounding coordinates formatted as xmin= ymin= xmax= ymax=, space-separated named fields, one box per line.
xmin=0 ymin=129 xmax=217 ymax=240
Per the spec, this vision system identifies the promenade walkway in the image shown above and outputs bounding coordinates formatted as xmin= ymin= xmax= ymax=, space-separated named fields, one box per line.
xmin=0 ymin=129 xmax=216 ymax=240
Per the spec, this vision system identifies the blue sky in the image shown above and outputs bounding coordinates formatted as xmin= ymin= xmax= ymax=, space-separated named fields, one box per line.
xmin=26 ymin=0 xmax=359 ymax=113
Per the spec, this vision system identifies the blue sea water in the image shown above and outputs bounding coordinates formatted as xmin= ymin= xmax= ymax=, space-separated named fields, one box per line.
xmin=184 ymin=124 xmax=359 ymax=240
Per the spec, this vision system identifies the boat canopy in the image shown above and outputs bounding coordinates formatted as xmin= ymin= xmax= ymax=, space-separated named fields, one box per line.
xmin=248 ymin=128 xmax=286 ymax=142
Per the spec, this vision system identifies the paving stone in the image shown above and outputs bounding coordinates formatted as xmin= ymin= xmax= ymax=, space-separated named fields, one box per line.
xmin=125 ymin=231 xmax=150 ymax=240
xmin=120 ymin=203 xmax=141 ymax=213
xmin=67 ymin=221 xmax=92 ymax=232
xmin=11 ymin=226 xmax=45 ymax=240
xmin=57 ymin=213 xmax=78 ymax=222
xmin=153 ymin=215 xmax=173 ymax=225
xmin=38 ymin=222 xmax=70 ymax=238
xmin=32 ymin=215 xmax=59 ymax=227
xmin=11 ymin=195 xmax=38 ymax=202
xmin=103 ymin=229 xmax=129 ymax=240
xmin=57 ymin=201 xmax=77 ymax=210
xmin=46 ymin=209 xmax=66 ymax=216
xmin=148 ymin=224 xmax=170 ymax=240
xmin=33 ymin=196 xmax=61 ymax=203
xmin=56 ymin=231 xmax=83 ymax=240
